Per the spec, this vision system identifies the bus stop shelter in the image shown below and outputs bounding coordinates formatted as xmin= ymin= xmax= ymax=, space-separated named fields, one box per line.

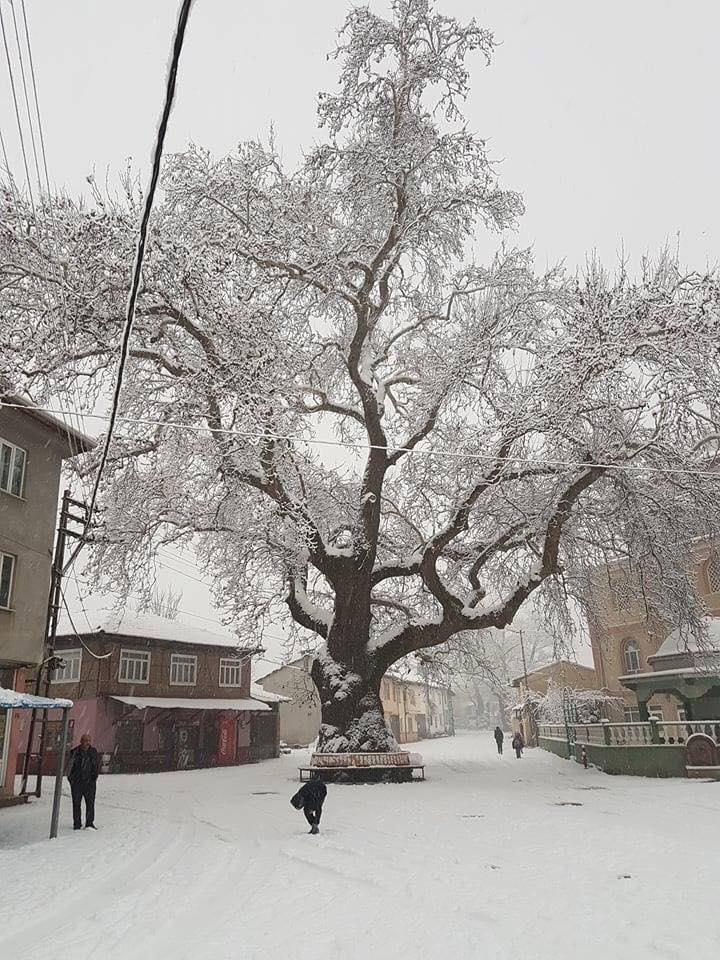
xmin=0 ymin=687 xmax=73 ymax=839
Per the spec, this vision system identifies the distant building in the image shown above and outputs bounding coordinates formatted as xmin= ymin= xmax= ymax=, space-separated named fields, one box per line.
xmin=1 ymin=394 xmax=93 ymax=801
xmin=17 ymin=605 xmax=276 ymax=775
xmin=257 ymin=657 xmax=453 ymax=747
xmin=511 ymin=660 xmax=599 ymax=745
xmin=380 ymin=674 xmax=453 ymax=743
xmin=256 ymin=655 xmax=320 ymax=748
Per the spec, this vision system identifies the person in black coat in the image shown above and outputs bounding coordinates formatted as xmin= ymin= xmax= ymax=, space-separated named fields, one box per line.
xmin=67 ymin=734 xmax=100 ymax=830
xmin=291 ymin=775 xmax=327 ymax=835
xmin=493 ymin=726 xmax=504 ymax=755
xmin=512 ymin=732 xmax=524 ymax=759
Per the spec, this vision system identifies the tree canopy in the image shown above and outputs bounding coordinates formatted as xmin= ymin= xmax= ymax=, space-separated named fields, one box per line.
xmin=2 ymin=0 xmax=720 ymax=750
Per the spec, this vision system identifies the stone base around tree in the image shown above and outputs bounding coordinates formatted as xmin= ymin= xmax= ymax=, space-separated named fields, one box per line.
xmin=298 ymin=750 xmax=425 ymax=783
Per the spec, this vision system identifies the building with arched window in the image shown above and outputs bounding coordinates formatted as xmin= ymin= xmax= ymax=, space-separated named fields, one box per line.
xmin=622 ymin=639 xmax=641 ymax=674
xmin=587 ymin=549 xmax=720 ymax=722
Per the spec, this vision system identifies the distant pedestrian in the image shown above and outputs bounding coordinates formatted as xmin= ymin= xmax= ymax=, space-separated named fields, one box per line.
xmin=494 ymin=726 xmax=504 ymax=755
xmin=291 ymin=774 xmax=327 ymax=835
xmin=512 ymin=732 xmax=524 ymax=759
xmin=67 ymin=733 xmax=100 ymax=830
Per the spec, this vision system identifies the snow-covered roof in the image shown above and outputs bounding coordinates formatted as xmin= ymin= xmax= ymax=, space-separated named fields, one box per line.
xmin=111 ymin=695 xmax=270 ymax=712
xmin=651 ymin=619 xmax=720 ymax=660
xmin=0 ymin=391 xmax=95 ymax=453
xmin=58 ymin=600 xmax=249 ymax=651
xmin=385 ymin=670 xmax=449 ymax=691
xmin=250 ymin=682 xmax=291 ymax=704
xmin=0 ymin=686 xmax=73 ymax=710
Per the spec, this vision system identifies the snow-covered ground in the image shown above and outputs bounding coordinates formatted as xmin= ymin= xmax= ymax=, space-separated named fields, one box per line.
xmin=1 ymin=732 xmax=718 ymax=960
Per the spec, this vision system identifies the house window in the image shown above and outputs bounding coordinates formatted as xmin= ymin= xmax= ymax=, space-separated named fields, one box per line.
xmin=170 ymin=653 xmax=197 ymax=686
xmin=622 ymin=639 xmax=641 ymax=674
xmin=623 ymin=706 xmax=642 ymax=723
xmin=0 ymin=552 xmax=15 ymax=609
xmin=706 ymin=554 xmax=720 ymax=593
xmin=51 ymin=649 xmax=82 ymax=683
xmin=648 ymin=706 xmax=664 ymax=721
xmin=676 ymin=707 xmax=687 ymax=722
xmin=119 ymin=649 xmax=151 ymax=684
xmin=0 ymin=438 xmax=27 ymax=497
xmin=219 ymin=658 xmax=242 ymax=687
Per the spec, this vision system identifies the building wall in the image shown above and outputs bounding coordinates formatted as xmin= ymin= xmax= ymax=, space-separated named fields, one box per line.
xmin=0 ymin=667 xmax=25 ymax=799
xmin=0 ymin=407 xmax=68 ymax=669
xmin=16 ymin=694 xmax=264 ymax=775
xmin=380 ymin=675 xmax=452 ymax=744
xmin=258 ymin=657 xmax=321 ymax=747
xmin=587 ymin=552 xmax=720 ymax=722
xmin=518 ymin=661 xmax=598 ymax=697
xmin=44 ymin=635 xmax=251 ymax=702
xmin=15 ymin=635 xmax=261 ymax=779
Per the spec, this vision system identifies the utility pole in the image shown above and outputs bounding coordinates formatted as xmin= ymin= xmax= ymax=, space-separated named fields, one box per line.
xmin=517 ymin=629 xmax=539 ymax=747
xmin=20 ymin=490 xmax=88 ymax=797
xmin=518 ymin=628 xmax=529 ymax=693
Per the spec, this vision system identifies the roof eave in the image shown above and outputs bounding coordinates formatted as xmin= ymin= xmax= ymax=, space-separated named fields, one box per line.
xmin=1 ymin=393 xmax=96 ymax=454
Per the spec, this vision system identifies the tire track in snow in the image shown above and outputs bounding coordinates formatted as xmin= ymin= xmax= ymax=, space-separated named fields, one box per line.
xmin=1 ymin=818 xmax=196 ymax=958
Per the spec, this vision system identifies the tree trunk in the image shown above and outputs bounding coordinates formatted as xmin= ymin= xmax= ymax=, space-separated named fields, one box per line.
xmin=311 ymin=652 xmax=396 ymax=753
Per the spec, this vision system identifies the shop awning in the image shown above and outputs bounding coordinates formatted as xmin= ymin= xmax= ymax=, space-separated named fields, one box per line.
xmin=110 ymin=695 xmax=270 ymax=712
xmin=0 ymin=687 xmax=73 ymax=710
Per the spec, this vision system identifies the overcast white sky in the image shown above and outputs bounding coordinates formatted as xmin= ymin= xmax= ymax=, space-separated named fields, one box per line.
xmin=5 ymin=0 xmax=719 ymax=668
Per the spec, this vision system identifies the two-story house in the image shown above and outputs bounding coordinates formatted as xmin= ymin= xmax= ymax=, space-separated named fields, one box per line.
xmin=0 ymin=394 xmax=92 ymax=800
xmin=380 ymin=673 xmax=453 ymax=743
xmin=17 ymin=603 xmax=280 ymax=774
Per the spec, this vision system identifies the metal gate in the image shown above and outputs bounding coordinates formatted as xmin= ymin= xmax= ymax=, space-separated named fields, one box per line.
xmin=562 ymin=687 xmax=579 ymax=759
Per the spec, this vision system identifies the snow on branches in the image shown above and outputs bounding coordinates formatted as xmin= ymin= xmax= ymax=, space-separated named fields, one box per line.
xmin=2 ymin=1 xmax=720 ymax=748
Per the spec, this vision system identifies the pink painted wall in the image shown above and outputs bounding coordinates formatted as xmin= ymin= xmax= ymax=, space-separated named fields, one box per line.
xmin=1 ymin=668 xmax=25 ymax=798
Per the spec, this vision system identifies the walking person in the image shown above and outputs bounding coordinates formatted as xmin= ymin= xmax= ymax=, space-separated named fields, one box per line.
xmin=493 ymin=726 xmax=504 ymax=755
xmin=512 ymin=731 xmax=524 ymax=759
xmin=67 ymin=733 xmax=100 ymax=830
xmin=291 ymin=774 xmax=327 ymax=835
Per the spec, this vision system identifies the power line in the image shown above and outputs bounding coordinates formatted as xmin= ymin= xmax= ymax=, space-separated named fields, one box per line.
xmin=59 ymin=586 xmax=113 ymax=661
xmin=18 ymin=0 xmax=50 ymax=196
xmin=11 ymin=0 xmax=92 ymax=494
xmin=82 ymin=0 xmax=195 ymax=549
xmin=7 ymin=0 xmax=42 ymax=195
xmin=3 ymin=401 xmax=720 ymax=481
xmin=0 ymin=0 xmax=34 ymax=212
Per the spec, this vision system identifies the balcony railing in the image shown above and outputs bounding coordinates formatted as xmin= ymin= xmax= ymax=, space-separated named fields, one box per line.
xmin=657 ymin=720 xmax=720 ymax=746
xmin=539 ymin=720 xmax=720 ymax=747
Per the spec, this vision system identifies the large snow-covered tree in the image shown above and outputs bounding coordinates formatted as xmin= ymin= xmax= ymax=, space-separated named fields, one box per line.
xmin=3 ymin=0 xmax=720 ymax=751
